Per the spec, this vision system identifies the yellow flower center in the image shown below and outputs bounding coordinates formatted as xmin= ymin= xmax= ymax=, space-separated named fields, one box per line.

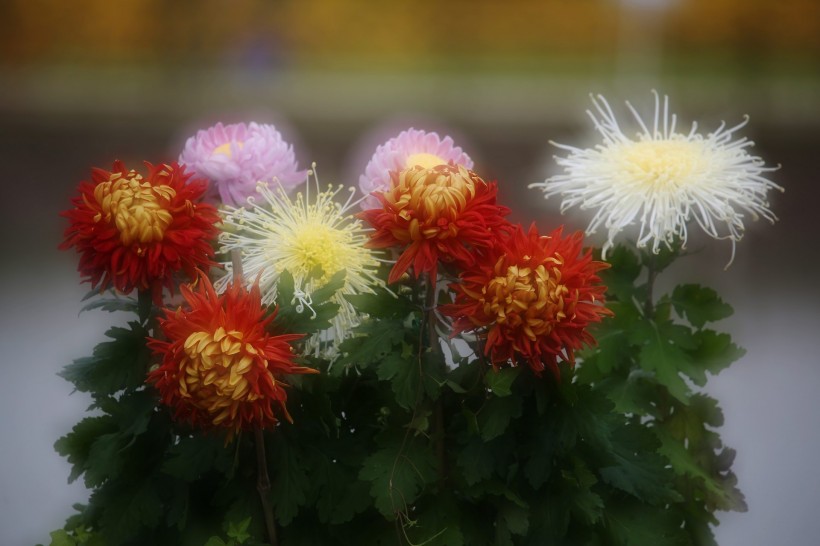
xmin=391 ymin=165 xmax=478 ymax=242
xmin=483 ymin=257 xmax=569 ymax=345
xmin=284 ymin=220 xmax=352 ymax=281
xmin=94 ymin=172 xmax=176 ymax=246
xmin=212 ymin=141 xmax=244 ymax=159
xmin=405 ymin=152 xmax=447 ymax=170
xmin=180 ymin=327 xmax=270 ymax=426
xmin=618 ymin=139 xmax=706 ymax=190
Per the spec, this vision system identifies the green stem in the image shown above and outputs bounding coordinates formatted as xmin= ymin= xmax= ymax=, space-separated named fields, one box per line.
xmin=643 ymin=254 xmax=657 ymax=319
xmin=422 ymin=273 xmax=447 ymax=486
xmin=255 ymin=429 xmax=278 ymax=546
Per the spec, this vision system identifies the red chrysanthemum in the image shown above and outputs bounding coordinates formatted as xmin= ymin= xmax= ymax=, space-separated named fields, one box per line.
xmin=147 ymin=273 xmax=316 ymax=435
xmin=359 ymin=164 xmax=510 ymax=283
xmin=442 ymin=224 xmax=611 ymax=378
xmin=60 ymin=160 xmax=220 ymax=303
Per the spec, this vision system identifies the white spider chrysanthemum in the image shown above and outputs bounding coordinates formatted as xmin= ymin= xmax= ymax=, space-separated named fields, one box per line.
xmin=217 ymin=166 xmax=384 ymax=356
xmin=530 ymin=92 xmax=783 ymax=264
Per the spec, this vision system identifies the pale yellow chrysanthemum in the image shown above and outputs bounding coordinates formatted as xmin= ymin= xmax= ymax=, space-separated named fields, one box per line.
xmin=530 ymin=92 xmax=783 ymax=264
xmin=217 ymin=166 xmax=384 ymax=356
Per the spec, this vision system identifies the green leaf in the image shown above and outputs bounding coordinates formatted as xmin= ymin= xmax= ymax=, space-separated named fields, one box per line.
xmin=54 ymin=416 xmax=117 ymax=484
xmin=311 ymin=454 xmax=371 ymax=525
xmin=594 ymin=372 xmax=657 ymax=416
xmin=359 ymin=436 xmax=437 ymax=518
xmin=637 ymin=321 xmax=693 ymax=403
xmin=456 ymin=438 xmax=495 ymax=486
xmin=273 ymin=270 xmax=344 ymax=336
xmin=483 ymin=367 xmax=521 ymax=397
xmin=337 ymin=318 xmax=407 ymax=371
xmin=162 ymin=435 xmax=233 ymax=481
xmin=227 ymin=517 xmax=253 ymax=543
xmin=598 ymin=425 xmax=682 ymax=505
xmin=376 ymin=350 xmax=420 ymax=410
xmin=670 ymin=284 xmax=733 ymax=328
xmin=79 ymin=296 xmax=139 ymax=315
xmin=605 ymin=502 xmax=686 ymax=546
xmin=59 ymin=322 xmax=151 ymax=395
xmin=477 ymin=395 xmax=522 ymax=441
xmin=561 ymin=458 xmax=604 ymax=524
xmin=48 ymin=530 xmax=76 ymax=546
xmin=270 ymin=436 xmax=310 ymax=526
xmin=599 ymin=246 xmax=641 ymax=301
xmin=656 ymin=429 xmax=729 ymax=500
xmin=690 ymin=330 xmax=746 ymax=376
xmin=96 ymin=479 xmax=164 ymax=543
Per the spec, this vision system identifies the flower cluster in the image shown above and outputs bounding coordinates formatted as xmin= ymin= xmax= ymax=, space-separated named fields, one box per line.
xmin=55 ymin=96 xmax=780 ymax=546
xmin=60 ymin=96 xmax=781 ymax=432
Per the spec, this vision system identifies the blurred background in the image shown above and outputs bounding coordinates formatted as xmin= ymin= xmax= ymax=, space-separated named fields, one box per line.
xmin=1 ymin=0 xmax=818 ymax=544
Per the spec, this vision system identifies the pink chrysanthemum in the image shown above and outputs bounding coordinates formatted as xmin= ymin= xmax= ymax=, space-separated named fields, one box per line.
xmin=358 ymin=128 xmax=473 ymax=210
xmin=179 ymin=122 xmax=306 ymax=207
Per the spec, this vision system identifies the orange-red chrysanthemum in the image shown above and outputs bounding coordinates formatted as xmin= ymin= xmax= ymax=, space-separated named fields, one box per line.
xmin=147 ymin=273 xmax=316 ymax=435
xmin=359 ymin=164 xmax=510 ymax=283
xmin=60 ymin=160 xmax=220 ymax=302
xmin=442 ymin=224 xmax=611 ymax=378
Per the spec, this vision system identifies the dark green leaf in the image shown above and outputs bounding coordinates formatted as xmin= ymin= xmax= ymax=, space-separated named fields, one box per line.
xmin=96 ymin=479 xmax=164 ymax=543
xmin=376 ymin=350 xmax=420 ymax=410
xmin=670 ymin=284 xmax=733 ymax=328
xmin=477 ymin=395 xmax=522 ymax=441
xmin=79 ymin=296 xmax=139 ymax=315
xmin=359 ymin=436 xmax=437 ymax=518
xmin=483 ymin=367 xmax=521 ymax=397
xmin=457 ymin=438 xmax=495 ymax=486
xmin=690 ymin=330 xmax=746 ymax=376
xmin=599 ymin=425 xmax=682 ymax=505
xmin=59 ymin=322 xmax=151 ymax=395
xmin=162 ymin=435 xmax=233 ymax=481
xmin=270 ymin=436 xmax=310 ymax=526
xmin=599 ymin=246 xmax=641 ymax=301
xmin=336 ymin=318 xmax=407 ymax=371
xmin=54 ymin=416 xmax=117 ymax=484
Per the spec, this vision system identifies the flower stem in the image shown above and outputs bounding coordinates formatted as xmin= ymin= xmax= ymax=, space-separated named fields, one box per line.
xmin=644 ymin=254 xmax=657 ymax=319
xmin=422 ymin=273 xmax=447 ymax=487
xmin=255 ymin=429 xmax=278 ymax=546
xmin=233 ymin=249 xmax=278 ymax=544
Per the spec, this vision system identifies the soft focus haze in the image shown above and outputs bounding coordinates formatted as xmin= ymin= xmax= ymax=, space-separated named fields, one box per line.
xmin=1 ymin=0 xmax=819 ymax=544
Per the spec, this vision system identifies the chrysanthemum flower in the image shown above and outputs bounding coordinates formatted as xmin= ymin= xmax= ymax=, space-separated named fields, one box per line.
xmin=530 ymin=92 xmax=783 ymax=263
xmin=442 ymin=224 xmax=610 ymax=378
xmin=359 ymin=128 xmax=473 ymax=210
xmin=179 ymin=122 xmax=306 ymax=207
xmin=360 ymin=164 xmax=511 ymax=284
xmin=60 ymin=161 xmax=220 ymax=303
xmin=217 ymin=168 xmax=384 ymax=356
xmin=147 ymin=273 xmax=316 ymax=435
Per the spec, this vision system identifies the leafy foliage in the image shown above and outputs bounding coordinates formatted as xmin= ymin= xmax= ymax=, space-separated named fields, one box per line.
xmin=50 ymin=246 xmax=745 ymax=545
xmin=579 ymin=245 xmax=747 ymax=544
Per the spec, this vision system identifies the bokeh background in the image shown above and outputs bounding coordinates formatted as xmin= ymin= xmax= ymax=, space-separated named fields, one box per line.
xmin=1 ymin=0 xmax=819 ymax=544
